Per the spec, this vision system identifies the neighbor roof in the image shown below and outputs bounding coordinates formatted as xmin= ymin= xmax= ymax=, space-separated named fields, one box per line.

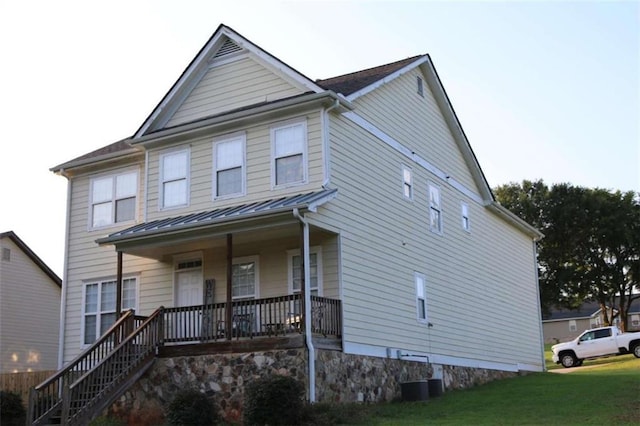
xmin=0 ymin=231 xmax=62 ymax=287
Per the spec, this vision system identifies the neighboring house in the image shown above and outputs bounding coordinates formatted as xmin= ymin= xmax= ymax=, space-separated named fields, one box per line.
xmin=543 ymin=302 xmax=640 ymax=343
xmin=41 ymin=24 xmax=543 ymax=422
xmin=0 ymin=231 xmax=61 ymax=373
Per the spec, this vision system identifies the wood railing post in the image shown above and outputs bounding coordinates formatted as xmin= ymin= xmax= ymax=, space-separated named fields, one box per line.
xmin=61 ymin=378 xmax=70 ymax=425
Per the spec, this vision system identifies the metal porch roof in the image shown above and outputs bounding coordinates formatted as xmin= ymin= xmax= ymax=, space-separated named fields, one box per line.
xmin=96 ymin=189 xmax=337 ymax=245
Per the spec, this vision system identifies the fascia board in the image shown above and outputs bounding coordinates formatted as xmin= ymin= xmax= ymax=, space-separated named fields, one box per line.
xmin=345 ymin=56 xmax=429 ymax=101
xmin=50 ymin=149 xmax=142 ymax=175
xmin=487 ymin=202 xmax=544 ymax=240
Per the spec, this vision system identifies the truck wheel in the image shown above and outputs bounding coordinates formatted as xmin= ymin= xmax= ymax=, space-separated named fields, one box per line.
xmin=632 ymin=344 xmax=640 ymax=359
xmin=560 ymin=353 xmax=577 ymax=368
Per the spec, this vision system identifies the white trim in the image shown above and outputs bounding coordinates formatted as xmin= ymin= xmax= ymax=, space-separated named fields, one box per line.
xmin=232 ymin=255 xmax=260 ymax=299
xmin=58 ymin=178 xmax=73 ymax=368
xmin=208 ymin=51 xmax=249 ymax=69
xmin=346 ymin=56 xmax=428 ymax=101
xmin=461 ymin=201 xmax=471 ymax=233
xmin=87 ymin=167 xmax=139 ymax=231
xmin=287 ymin=246 xmax=323 ymax=296
xmin=212 ymin=132 xmax=246 ymax=200
xmin=415 ymin=272 xmax=428 ymax=323
xmin=270 ymin=118 xmax=308 ymax=189
xmin=159 ymin=147 xmax=190 ymax=210
xmin=428 ymin=182 xmax=443 ymax=235
xmin=342 ymin=111 xmax=484 ymax=204
xmin=80 ymin=275 xmax=139 ymax=348
xmin=342 ymin=342 xmax=543 ymax=372
xmin=172 ymin=252 xmax=203 ymax=307
xmin=402 ymin=164 xmax=413 ymax=201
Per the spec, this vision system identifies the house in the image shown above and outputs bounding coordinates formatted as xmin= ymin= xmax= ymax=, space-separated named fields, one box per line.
xmin=543 ymin=301 xmax=640 ymax=343
xmin=0 ymin=231 xmax=62 ymax=373
xmin=34 ymin=24 xmax=543 ymax=424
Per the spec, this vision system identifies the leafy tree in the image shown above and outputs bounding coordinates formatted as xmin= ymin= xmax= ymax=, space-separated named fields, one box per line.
xmin=495 ymin=180 xmax=640 ymax=330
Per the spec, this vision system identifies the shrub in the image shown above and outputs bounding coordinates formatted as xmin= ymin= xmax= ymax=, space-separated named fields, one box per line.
xmin=244 ymin=375 xmax=305 ymax=425
xmin=0 ymin=391 xmax=26 ymax=426
xmin=88 ymin=416 xmax=126 ymax=426
xmin=166 ymin=389 xmax=220 ymax=426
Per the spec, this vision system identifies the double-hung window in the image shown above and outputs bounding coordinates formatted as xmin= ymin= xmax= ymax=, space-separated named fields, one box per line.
xmin=271 ymin=120 xmax=307 ymax=187
xmin=428 ymin=183 xmax=442 ymax=233
xmin=83 ymin=278 xmax=137 ymax=345
xmin=288 ymin=247 xmax=322 ymax=296
xmin=461 ymin=202 xmax=470 ymax=232
xmin=90 ymin=171 xmax=137 ymax=228
xmin=415 ymin=273 xmax=427 ymax=322
xmin=232 ymin=256 xmax=259 ymax=300
xmin=402 ymin=165 xmax=413 ymax=200
xmin=160 ymin=149 xmax=189 ymax=208
xmin=214 ymin=134 xmax=245 ymax=198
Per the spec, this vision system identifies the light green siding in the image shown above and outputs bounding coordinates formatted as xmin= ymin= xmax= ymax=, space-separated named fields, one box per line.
xmin=309 ymin=110 xmax=542 ymax=369
xmin=165 ymin=56 xmax=306 ymax=128
xmin=353 ymin=67 xmax=480 ymax=193
xmin=0 ymin=237 xmax=61 ymax=372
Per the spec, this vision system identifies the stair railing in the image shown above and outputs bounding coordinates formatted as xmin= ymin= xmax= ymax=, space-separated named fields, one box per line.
xmin=27 ymin=310 xmax=137 ymax=426
xmin=62 ymin=307 xmax=165 ymax=426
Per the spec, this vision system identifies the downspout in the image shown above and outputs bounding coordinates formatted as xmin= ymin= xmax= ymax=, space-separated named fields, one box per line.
xmin=532 ymin=239 xmax=545 ymax=371
xmin=293 ymin=208 xmax=315 ymax=402
xmin=57 ymin=171 xmax=72 ymax=369
xmin=321 ymin=100 xmax=340 ymax=188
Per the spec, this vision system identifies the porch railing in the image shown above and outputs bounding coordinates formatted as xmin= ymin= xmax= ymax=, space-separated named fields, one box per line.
xmin=163 ymin=294 xmax=341 ymax=343
xmin=27 ymin=310 xmax=137 ymax=426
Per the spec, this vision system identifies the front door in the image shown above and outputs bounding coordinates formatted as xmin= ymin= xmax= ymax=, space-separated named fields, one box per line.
xmin=174 ymin=268 xmax=203 ymax=340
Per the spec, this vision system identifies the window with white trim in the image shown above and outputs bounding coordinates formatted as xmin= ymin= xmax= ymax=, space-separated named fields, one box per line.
xmin=417 ymin=76 xmax=424 ymax=97
xmin=415 ymin=272 xmax=428 ymax=322
xmin=83 ymin=277 xmax=137 ymax=344
xmin=631 ymin=315 xmax=639 ymax=327
xmin=288 ymin=247 xmax=322 ymax=296
xmin=428 ymin=183 xmax=442 ymax=233
xmin=569 ymin=320 xmax=577 ymax=332
xmin=232 ymin=256 xmax=259 ymax=300
xmin=402 ymin=165 xmax=413 ymax=200
xmin=461 ymin=202 xmax=470 ymax=232
xmin=90 ymin=171 xmax=137 ymax=228
xmin=160 ymin=149 xmax=189 ymax=208
xmin=214 ymin=134 xmax=245 ymax=198
xmin=271 ymin=120 xmax=307 ymax=187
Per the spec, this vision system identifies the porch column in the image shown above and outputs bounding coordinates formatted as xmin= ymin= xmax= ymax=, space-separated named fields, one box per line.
xmin=116 ymin=251 xmax=123 ymax=317
xmin=226 ymin=234 xmax=233 ymax=340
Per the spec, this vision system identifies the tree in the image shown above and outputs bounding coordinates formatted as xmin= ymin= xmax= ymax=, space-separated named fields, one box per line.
xmin=494 ymin=181 xmax=640 ymax=330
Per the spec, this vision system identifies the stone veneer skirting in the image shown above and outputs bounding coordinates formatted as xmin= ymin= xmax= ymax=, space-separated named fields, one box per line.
xmin=108 ymin=348 xmax=520 ymax=424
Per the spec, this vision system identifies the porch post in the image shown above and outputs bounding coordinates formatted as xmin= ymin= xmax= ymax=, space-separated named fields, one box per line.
xmin=226 ymin=233 xmax=233 ymax=340
xmin=116 ymin=251 xmax=123 ymax=317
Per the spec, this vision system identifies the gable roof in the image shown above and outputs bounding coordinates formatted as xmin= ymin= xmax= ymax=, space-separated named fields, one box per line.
xmin=317 ymin=55 xmax=425 ymax=96
xmin=0 ymin=231 xmax=62 ymax=287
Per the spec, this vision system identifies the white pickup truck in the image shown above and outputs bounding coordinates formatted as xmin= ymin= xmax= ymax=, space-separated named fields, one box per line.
xmin=551 ymin=326 xmax=640 ymax=368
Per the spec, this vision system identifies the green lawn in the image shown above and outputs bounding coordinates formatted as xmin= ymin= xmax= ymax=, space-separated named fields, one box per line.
xmin=340 ymin=353 xmax=640 ymax=426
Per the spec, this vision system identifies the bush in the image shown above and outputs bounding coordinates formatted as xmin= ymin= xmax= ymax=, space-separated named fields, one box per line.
xmin=0 ymin=391 xmax=26 ymax=426
xmin=244 ymin=375 xmax=305 ymax=425
xmin=166 ymin=389 xmax=220 ymax=426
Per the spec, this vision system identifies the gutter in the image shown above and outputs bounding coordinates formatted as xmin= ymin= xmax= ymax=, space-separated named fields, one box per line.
xmin=292 ymin=208 xmax=315 ymax=403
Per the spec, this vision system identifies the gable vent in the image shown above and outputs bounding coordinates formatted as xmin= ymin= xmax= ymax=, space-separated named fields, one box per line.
xmin=213 ymin=38 xmax=243 ymax=60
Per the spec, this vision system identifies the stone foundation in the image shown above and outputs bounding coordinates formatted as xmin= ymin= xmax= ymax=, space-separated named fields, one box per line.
xmin=107 ymin=348 xmax=520 ymax=424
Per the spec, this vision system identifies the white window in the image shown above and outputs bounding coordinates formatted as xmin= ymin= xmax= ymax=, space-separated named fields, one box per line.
xmin=402 ymin=166 xmax=413 ymax=200
xmin=415 ymin=272 xmax=427 ymax=322
xmin=428 ymin=183 xmax=442 ymax=233
xmin=569 ymin=320 xmax=577 ymax=332
xmin=461 ymin=202 xmax=470 ymax=232
xmin=288 ymin=247 xmax=322 ymax=296
xmin=214 ymin=134 xmax=245 ymax=198
xmin=160 ymin=149 xmax=189 ymax=208
xmin=631 ymin=315 xmax=639 ymax=327
xmin=90 ymin=171 xmax=137 ymax=228
xmin=417 ymin=76 xmax=424 ymax=97
xmin=83 ymin=277 xmax=137 ymax=345
xmin=271 ymin=120 xmax=307 ymax=187
xmin=232 ymin=256 xmax=259 ymax=300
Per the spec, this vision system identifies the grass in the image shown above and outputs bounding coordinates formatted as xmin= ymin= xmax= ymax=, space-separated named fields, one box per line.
xmin=336 ymin=352 xmax=639 ymax=426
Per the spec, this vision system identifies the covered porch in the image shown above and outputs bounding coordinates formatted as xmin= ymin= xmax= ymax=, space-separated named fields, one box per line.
xmin=97 ymin=190 xmax=342 ymax=352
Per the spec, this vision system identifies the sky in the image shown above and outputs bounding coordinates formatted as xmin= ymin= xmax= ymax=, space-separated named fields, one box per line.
xmin=0 ymin=0 xmax=638 ymax=277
